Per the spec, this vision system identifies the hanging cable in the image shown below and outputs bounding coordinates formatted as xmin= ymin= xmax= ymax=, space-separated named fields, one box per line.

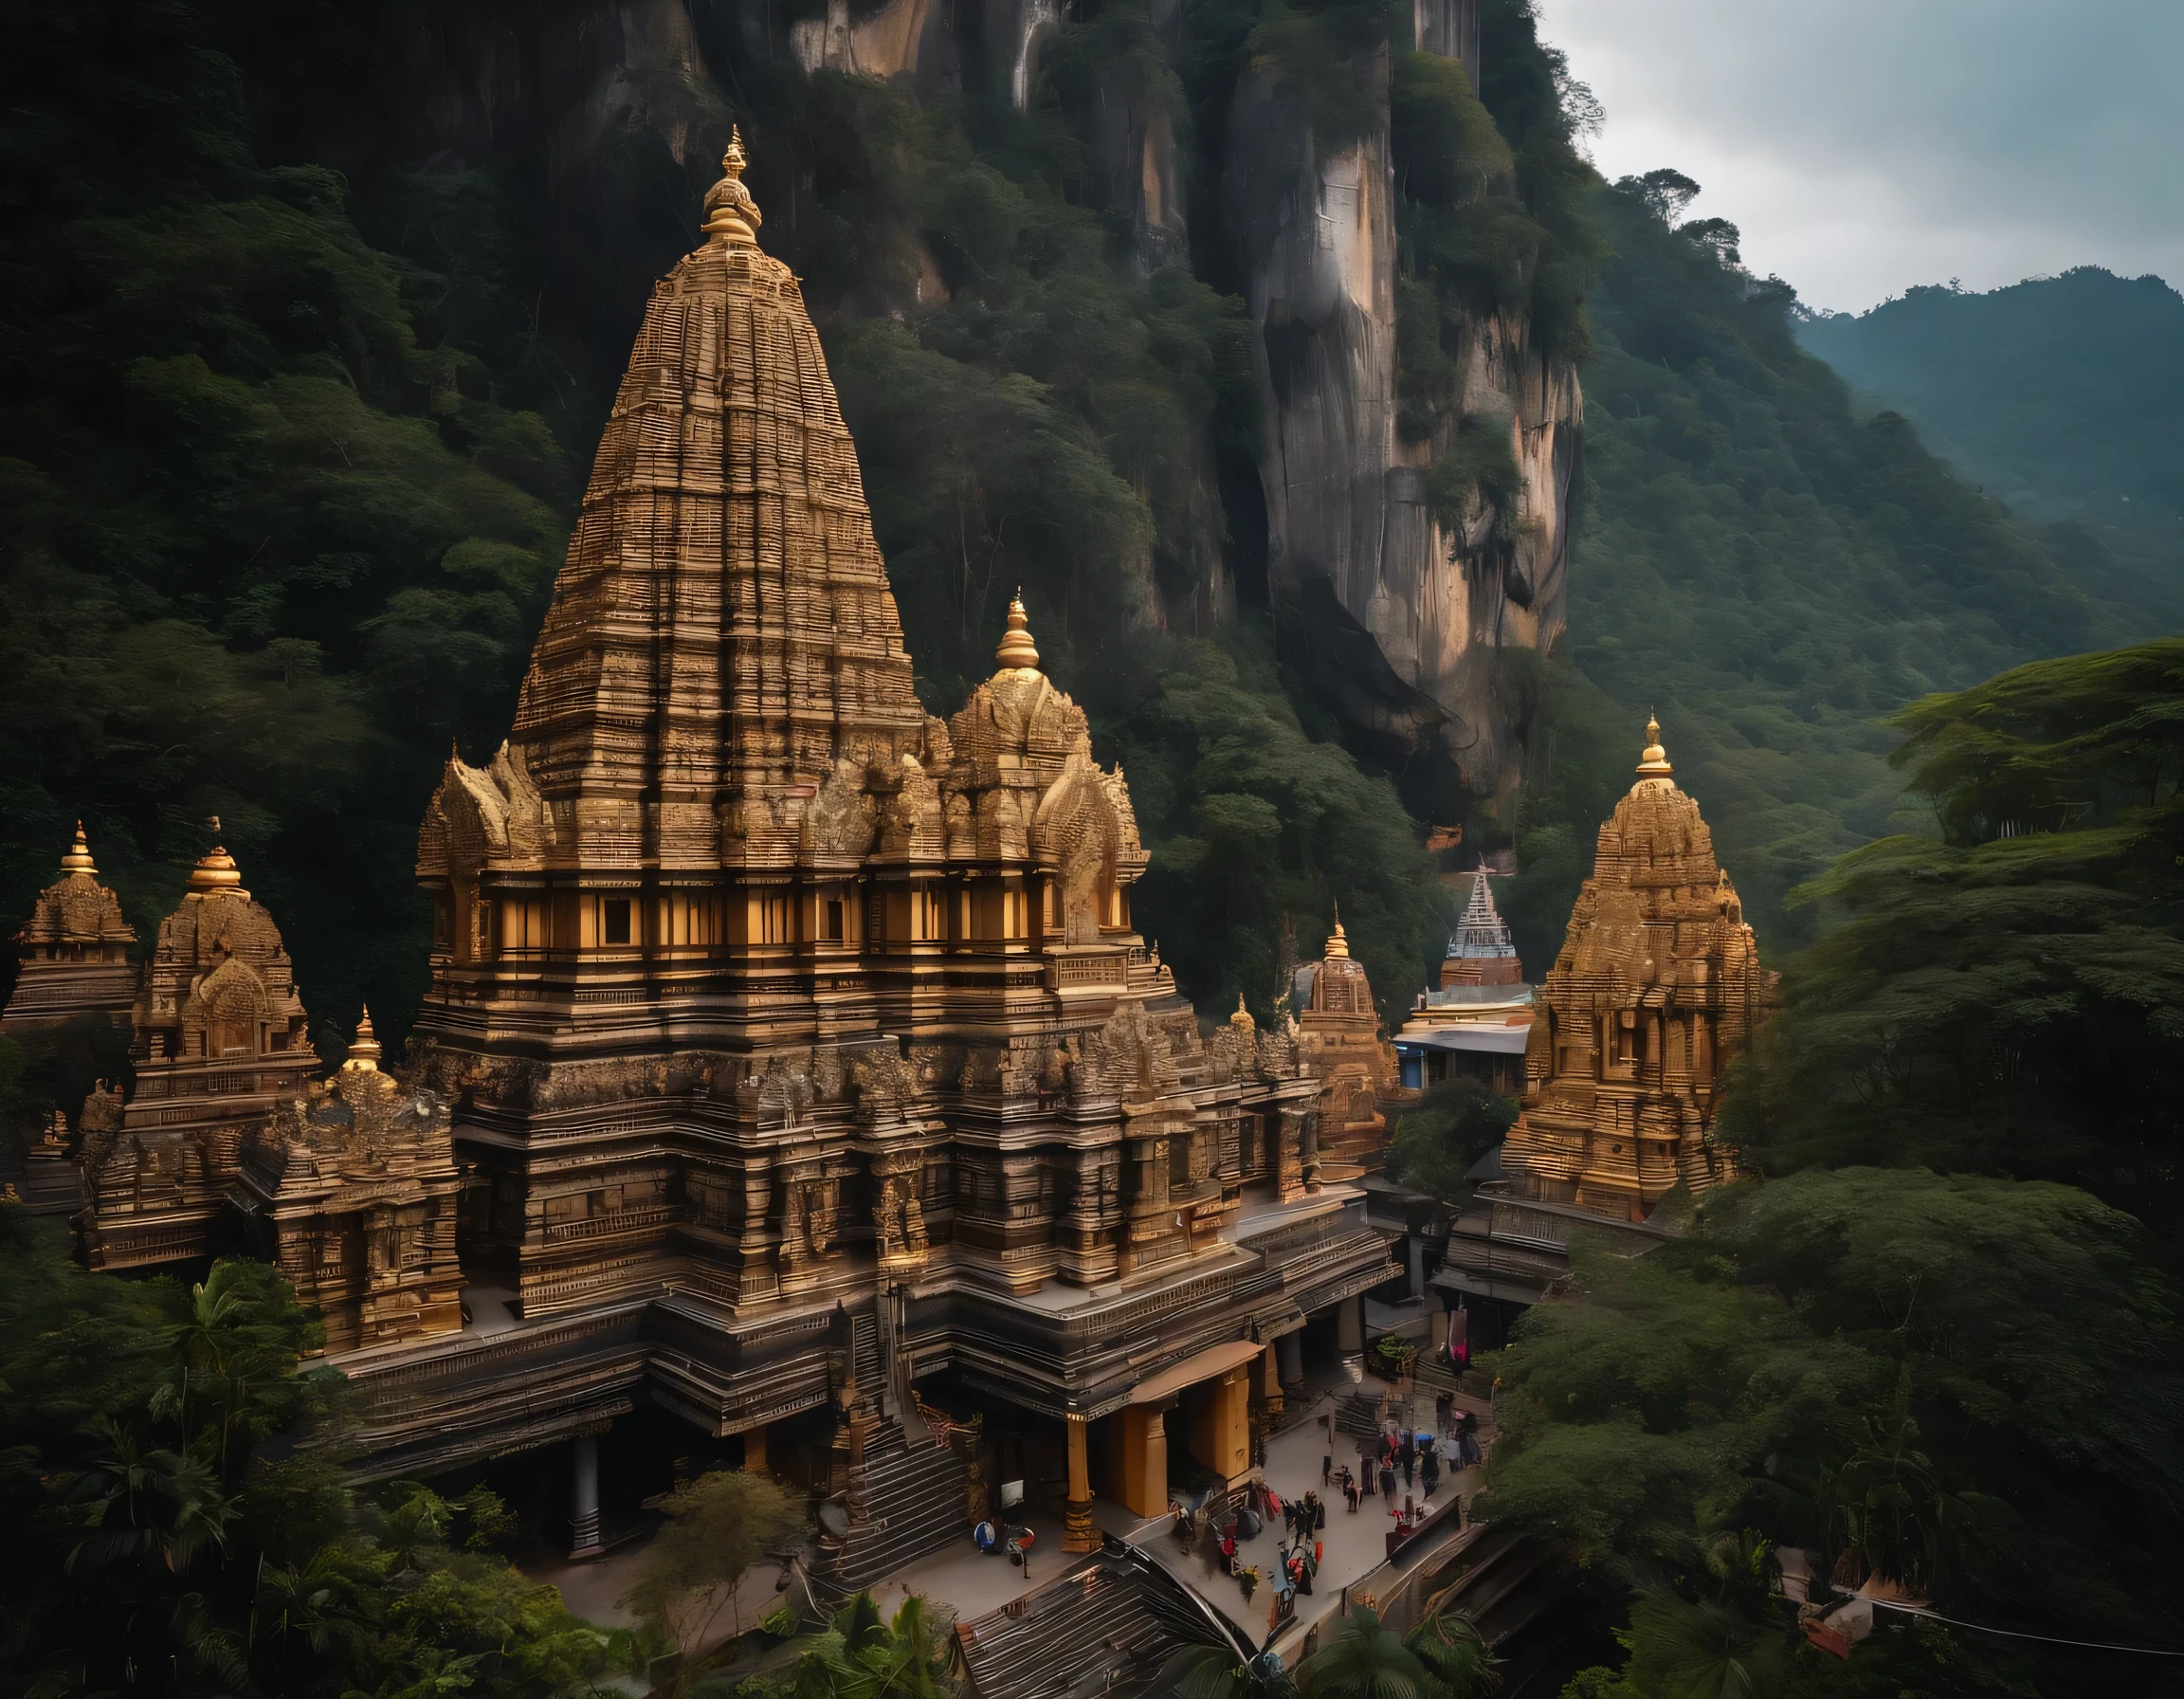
xmin=1867 ymin=1598 xmax=2184 ymax=1656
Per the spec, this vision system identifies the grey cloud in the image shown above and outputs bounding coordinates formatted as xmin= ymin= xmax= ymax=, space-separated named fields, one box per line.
xmin=1538 ymin=0 xmax=2184 ymax=309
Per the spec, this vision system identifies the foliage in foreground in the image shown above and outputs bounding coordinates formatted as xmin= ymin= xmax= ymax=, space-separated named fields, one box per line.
xmin=624 ymin=1469 xmax=809 ymax=1697
xmin=0 ymin=1207 xmax=613 ymax=1698
xmin=1723 ymin=637 xmax=2184 ymax=1230
xmin=1481 ymin=1172 xmax=2184 ymax=1696
xmin=1151 ymin=1602 xmax=1497 ymax=1699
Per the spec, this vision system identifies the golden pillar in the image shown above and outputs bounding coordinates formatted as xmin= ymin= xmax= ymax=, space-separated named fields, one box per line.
xmin=1260 ymin=1340 xmax=1285 ymax=1419
xmin=1064 ymin=1413 xmax=1097 ymax=1551
xmin=743 ymin=1422 xmax=768 ymax=1474
xmin=1210 ymin=1364 xmax=1252 ymax=1483
xmin=1118 ymin=1404 xmax=1169 ymax=1520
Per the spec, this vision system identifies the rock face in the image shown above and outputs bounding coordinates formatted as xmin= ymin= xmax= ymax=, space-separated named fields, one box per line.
xmin=1224 ymin=33 xmax=1578 ymax=802
xmin=243 ymin=0 xmax=1579 ymax=812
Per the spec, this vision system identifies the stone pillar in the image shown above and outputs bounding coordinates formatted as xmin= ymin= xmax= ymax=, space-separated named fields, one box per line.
xmin=1210 ymin=1364 xmax=1252 ymax=1483
xmin=1118 ymin=1404 xmax=1169 ymax=1520
xmin=743 ymin=1422 xmax=768 ymax=1475
xmin=1409 ymin=1233 xmax=1428 ymax=1299
xmin=569 ymin=1433 xmax=603 ymax=1559
xmin=1260 ymin=1341 xmax=1285 ymax=1419
xmin=1277 ymin=1329 xmax=1304 ymax=1388
xmin=1338 ymin=1296 xmax=1365 ymax=1383
xmin=1064 ymin=1414 xmax=1097 ymax=1551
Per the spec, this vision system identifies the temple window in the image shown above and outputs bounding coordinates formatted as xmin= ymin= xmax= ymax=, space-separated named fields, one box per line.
xmin=432 ymin=891 xmax=453 ymax=947
xmin=601 ymin=898 xmax=633 ymax=945
xmin=821 ymin=897 xmax=846 ymax=942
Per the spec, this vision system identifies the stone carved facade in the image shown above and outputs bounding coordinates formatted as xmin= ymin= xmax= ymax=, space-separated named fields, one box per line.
xmin=1503 ymin=721 xmax=1774 ymax=1219
xmin=78 ymin=844 xmax=318 ymax=1270
xmin=236 ymin=1013 xmax=464 ymax=1353
xmin=377 ymin=136 xmax=1388 ymax=1491
xmin=2 ymin=825 xmax=136 ymax=1034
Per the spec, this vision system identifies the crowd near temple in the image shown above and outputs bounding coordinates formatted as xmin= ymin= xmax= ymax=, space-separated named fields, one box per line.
xmin=1 ymin=131 xmax=1774 ymax=1686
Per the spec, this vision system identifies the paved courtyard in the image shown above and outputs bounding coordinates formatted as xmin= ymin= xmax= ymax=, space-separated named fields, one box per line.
xmin=524 ymin=1370 xmax=1494 ymax=1668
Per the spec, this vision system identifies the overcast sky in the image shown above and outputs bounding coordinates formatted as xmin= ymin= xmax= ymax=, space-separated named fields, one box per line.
xmin=1534 ymin=0 xmax=2184 ymax=315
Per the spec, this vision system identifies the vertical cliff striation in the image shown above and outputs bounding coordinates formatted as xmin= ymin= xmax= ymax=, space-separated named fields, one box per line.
xmin=232 ymin=0 xmax=1589 ymax=807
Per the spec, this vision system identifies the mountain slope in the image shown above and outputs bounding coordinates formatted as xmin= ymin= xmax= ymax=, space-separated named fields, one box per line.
xmin=1796 ymin=267 xmax=2184 ymax=533
xmin=1501 ymin=183 xmax=2170 ymax=966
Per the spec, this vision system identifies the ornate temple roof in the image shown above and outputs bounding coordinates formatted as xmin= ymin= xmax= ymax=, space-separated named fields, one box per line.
xmin=1504 ymin=716 xmax=1773 ymax=1216
xmin=428 ymin=127 xmax=929 ymax=874
xmin=11 ymin=824 xmax=134 ymax=948
xmin=1448 ymin=867 xmax=1516 ymax=961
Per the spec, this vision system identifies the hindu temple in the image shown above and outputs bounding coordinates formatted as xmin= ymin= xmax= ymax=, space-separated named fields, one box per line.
xmin=1393 ymin=871 xmax=1534 ymax=1096
xmin=1431 ymin=719 xmax=1774 ymax=1347
xmin=103 ymin=132 xmax=1392 ymax=1565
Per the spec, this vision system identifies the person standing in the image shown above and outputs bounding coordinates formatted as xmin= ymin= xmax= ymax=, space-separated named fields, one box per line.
xmin=1379 ymin=1461 xmax=1396 ymax=1509
xmin=1421 ymin=1445 xmax=1441 ymax=1500
xmin=1399 ymin=1431 xmax=1415 ymax=1489
xmin=1322 ymin=1450 xmax=1333 ymax=1486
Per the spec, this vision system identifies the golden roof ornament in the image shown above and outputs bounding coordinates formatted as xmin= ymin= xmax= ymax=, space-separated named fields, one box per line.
xmin=1230 ymin=993 xmax=1255 ymax=1032
xmin=700 ymin=125 xmax=763 ymax=248
xmin=343 ymin=1006 xmax=382 ymax=1072
xmin=60 ymin=822 xmax=96 ymax=876
xmin=995 ymin=591 xmax=1041 ymax=671
xmin=188 ymin=842 xmax=245 ymax=893
xmin=1635 ymin=713 xmax=1674 ymax=781
xmin=1324 ymin=906 xmax=1351 ymax=959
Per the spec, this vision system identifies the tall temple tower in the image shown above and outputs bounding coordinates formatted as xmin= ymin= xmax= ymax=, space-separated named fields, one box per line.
xmin=365 ymin=134 xmax=1395 ymax=1549
xmin=1502 ymin=718 xmax=1773 ymax=1218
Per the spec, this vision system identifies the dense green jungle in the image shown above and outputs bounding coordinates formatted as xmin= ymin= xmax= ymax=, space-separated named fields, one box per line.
xmin=4 ymin=0 xmax=2183 ymax=1696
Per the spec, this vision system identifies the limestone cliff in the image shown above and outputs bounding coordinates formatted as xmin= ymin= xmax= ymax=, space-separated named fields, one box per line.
xmin=238 ymin=0 xmax=1583 ymax=818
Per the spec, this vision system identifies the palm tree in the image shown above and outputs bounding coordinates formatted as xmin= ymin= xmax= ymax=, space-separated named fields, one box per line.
xmin=1293 ymin=1606 xmax=1430 ymax=1699
xmin=1404 ymin=1608 xmax=1498 ymax=1699
xmin=789 ymin=1591 xmax=961 ymax=1699
xmin=1152 ymin=1643 xmax=1297 ymax=1699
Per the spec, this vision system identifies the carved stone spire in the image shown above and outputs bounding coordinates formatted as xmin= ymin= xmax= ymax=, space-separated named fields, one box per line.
xmin=461 ymin=120 xmax=926 ymax=872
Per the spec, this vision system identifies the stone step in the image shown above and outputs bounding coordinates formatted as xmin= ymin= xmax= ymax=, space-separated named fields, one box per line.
xmin=832 ymin=1436 xmax=968 ymax=1588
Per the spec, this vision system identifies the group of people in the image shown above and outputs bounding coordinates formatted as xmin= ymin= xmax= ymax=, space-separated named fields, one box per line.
xmin=1319 ymin=1407 xmax=1481 ymax=1519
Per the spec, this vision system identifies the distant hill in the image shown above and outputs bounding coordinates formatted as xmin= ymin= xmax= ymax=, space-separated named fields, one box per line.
xmin=1498 ymin=201 xmax=2181 ymax=971
xmin=1795 ymin=268 xmax=2184 ymax=532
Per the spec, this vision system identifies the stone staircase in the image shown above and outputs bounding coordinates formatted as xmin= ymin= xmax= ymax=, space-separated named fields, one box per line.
xmin=956 ymin=1546 xmax=1239 ymax=1699
xmin=825 ymin=1419 xmax=969 ymax=1589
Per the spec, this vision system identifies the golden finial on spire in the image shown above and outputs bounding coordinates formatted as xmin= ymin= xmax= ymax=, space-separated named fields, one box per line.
xmin=60 ymin=822 xmax=96 ymax=876
xmin=188 ymin=843 xmax=244 ymax=893
xmin=700 ymin=124 xmax=763 ymax=248
xmin=995 ymin=590 xmax=1042 ymax=670
xmin=343 ymin=1006 xmax=383 ymax=1072
xmin=1324 ymin=904 xmax=1350 ymax=959
xmin=1230 ymin=993 xmax=1256 ymax=1032
xmin=1636 ymin=711 xmax=1674 ymax=780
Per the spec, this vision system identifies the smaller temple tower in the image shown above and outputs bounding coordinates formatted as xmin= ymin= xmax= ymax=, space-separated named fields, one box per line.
xmin=1292 ymin=913 xmax=1395 ymax=1175
xmin=1502 ymin=718 xmax=1774 ymax=1219
xmin=1394 ymin=870 xmax=1533 ymax=1095
xmin=2 ymin=825 xmax=136 ymax=1034
xmin=234 ymin=1009 xmax=464 ymax=1352
xmin=1442 ymin=868 xmax=1521 ymax=987
xmin=79 ymin=840 xmax=316 ymax=1270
